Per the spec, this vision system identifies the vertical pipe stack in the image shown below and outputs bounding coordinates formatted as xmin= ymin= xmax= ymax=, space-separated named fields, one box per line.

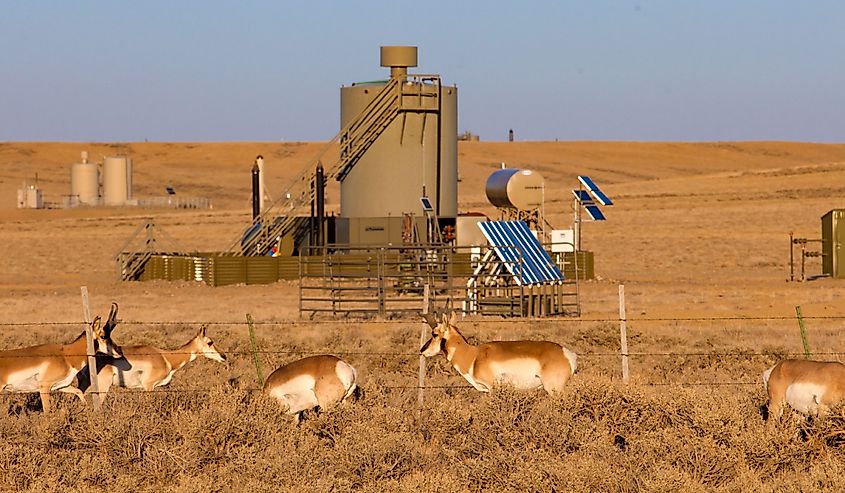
xmin=251 ymin=159 xmax=260 ymax=220
xmin=316 ymin=163 xmax=325 ymax=248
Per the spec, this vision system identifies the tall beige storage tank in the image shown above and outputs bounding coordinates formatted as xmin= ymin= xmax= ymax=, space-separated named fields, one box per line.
xmin=103 ymin=156 xmax=129 ymax=206
xmin=339 ymin=46 xmax=458 ymax=219
xmin=71 ymin=162 xmax=99 ymax=205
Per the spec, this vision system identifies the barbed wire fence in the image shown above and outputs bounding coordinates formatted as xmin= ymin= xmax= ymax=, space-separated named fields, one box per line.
xmin=1 ymin=285 xmax=844 ymax=404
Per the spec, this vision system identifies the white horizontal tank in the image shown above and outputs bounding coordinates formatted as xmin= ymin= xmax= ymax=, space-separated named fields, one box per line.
xmin=485 ymin=168 xmax=545 ymax=210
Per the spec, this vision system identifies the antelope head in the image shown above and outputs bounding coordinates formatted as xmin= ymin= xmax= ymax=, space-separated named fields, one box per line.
xmin=420 ymin=311 xmax=459 ymax=358
xmin=191 ymin=325 xmax=228 ymax=364
xmin=92 ymin=313 xmax=123 ymax=359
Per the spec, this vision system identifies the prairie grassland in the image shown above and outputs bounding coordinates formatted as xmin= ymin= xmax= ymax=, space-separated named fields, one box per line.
xmin=3 ymin=141 xmax=845 ymax=491
xmin=2 ymin=315 xmax=845 ymax=492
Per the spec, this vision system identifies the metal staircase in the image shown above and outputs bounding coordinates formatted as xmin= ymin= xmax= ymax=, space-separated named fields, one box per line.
xmin=115 ymin=220 xmax=183 ymax=281
xmin=227 ymin=74 xmax=441 ymax=256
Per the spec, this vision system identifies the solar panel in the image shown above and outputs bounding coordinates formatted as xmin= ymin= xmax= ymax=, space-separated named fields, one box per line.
xmin=478 ymin=221 xmax=564 ymax=285
xmin=577 ymin=175 xmax=613 ymax=206
xmin=420 ymin=196 xmax=433 ymax=212
xmin=572 ymin=189 xmax=593 ymax=204
xmin=584 ymin=204 xmax=606 ymax=221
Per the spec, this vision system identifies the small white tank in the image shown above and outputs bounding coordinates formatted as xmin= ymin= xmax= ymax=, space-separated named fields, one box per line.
xmin=485 ymin=168 xmax=545 ymax=210
xmin=71 ymin=162 xmax=99 ymax=205
xmin=103 ymin=156 xmax=129 ymax=206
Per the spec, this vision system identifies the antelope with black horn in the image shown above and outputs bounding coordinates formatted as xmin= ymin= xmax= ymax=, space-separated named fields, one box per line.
xmin=80 ymin=325 xmax=227 ymax=406
xmin=0 ymin=303 xmax=123 ymax=411
xmin=420 ymin=311 xmax=577 ymax=394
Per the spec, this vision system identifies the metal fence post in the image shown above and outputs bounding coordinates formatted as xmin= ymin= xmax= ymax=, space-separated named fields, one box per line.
xmin=246 ymin=313 xmax=265 ymax=384
xmin=796 ymin=305 xmax=811 ymax=359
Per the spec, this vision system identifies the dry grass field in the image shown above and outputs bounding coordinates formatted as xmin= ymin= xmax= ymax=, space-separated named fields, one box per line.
xmin=2 ymin=141 xmax=845 ymax=492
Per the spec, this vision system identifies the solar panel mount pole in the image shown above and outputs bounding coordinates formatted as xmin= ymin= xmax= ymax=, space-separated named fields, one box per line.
xmin=573 ymin=194 xmax=581 ymax=252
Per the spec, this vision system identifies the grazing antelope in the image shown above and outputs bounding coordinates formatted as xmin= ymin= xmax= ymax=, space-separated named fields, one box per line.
xmin=263 ymin=355 xmax=359 ymax=424
xmin=81 ymin=326 xmax=227 ymax=406
xmin=763 ymin=359 xmax=845 ymax=420
xmin=0 ymin=304 xmax=123 ymax=411
xmin=420 ymin=311 xmax=577 ymax=394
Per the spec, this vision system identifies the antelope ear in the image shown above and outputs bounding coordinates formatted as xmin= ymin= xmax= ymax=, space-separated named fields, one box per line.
xmin=449 ymin=311 xmax=459 ymax=325
xmin=198 ymin=325 xmax=207 ymax=337
xmin=92 ymin=316 xmax=104 ymax=337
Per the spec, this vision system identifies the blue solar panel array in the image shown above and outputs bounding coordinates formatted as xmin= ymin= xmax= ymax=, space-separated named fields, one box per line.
xmin=478 ymin=221 xmax=564 ymax=285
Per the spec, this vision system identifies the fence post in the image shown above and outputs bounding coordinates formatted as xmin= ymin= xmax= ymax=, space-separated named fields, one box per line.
xmin=246 ymin=313 xmax=265 ymax=384
xmin=417 ymin=284 xmax=430 ymax=417
xmin=80 ymin=286 xmax=101 ymax=411
xmin=795 ymin=305 xmax=811 ymax=359
xmin=619 ymin=284 xmax=630 ymax=384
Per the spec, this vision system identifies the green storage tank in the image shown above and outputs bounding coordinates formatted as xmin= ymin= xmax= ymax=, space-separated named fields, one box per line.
xmin=822 ymin=209 xmax=845 ymax=278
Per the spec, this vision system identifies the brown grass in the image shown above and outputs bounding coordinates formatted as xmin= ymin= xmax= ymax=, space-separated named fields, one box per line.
xmin=2 ymin=370 xmax=845 ymax=492
xmin=3 ymin=141 xmax=845 ymax=491
xmin=1 ymin=317 xmax=844 ymax=492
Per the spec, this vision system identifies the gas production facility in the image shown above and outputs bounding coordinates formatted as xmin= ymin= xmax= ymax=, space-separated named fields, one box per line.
xmin=117 ymin=46 xmax=611 ymax=319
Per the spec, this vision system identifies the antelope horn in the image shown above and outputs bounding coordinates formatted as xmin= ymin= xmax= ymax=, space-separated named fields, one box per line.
xmin=422 ymin=311 xmax=438 ymax=329
xmin=104 ymin=302 xmax=119 ymax=335
xmin=107 ymin=302 xmax=119 ymax=322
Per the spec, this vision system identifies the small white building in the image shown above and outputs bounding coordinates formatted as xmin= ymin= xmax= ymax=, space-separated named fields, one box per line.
xmin=16 ymin=185 xmax=43 ymax=209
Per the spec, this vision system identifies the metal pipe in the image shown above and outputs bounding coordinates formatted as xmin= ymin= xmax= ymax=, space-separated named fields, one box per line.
xmin=435 ymin=77 xmax=442 ymax=217
xmin=251 ymin=161 xmax=260 ymax=220
xmin=789 ymin=232 xmax=794 ymax=281
xmin=256 ymin=155 xmax=266 ymax=212
xmin=316 ymin=163 xmax=325 ymax=247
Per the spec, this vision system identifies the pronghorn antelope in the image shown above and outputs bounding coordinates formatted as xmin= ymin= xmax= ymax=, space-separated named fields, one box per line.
xmin=420 ymin=312 xmax=577 ymax=394
xmin=81 ymin=326 xmax=227 ymax=405
xmin=763 ymin=359 xmax=845 ymax=419
xmin=263 ymin=355 xmax=359 ymax=424
xmin=0 ymin=304 xmax=123 ymax=411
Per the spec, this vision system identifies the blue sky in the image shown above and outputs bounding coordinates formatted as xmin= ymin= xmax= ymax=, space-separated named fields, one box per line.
xmin=1 ymin=1 xmax=843 ymax=142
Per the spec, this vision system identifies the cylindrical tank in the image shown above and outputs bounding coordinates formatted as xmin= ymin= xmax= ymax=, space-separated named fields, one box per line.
xmin=380 ymin=46 xmax=417 ymax=79
xmin=485 ymin=168 xmax=545 ymax=210
xmin=103 ymin=156 xmax=128 ymax=206
xmin=339 ymin=48 xmax=457 ymax=219
xmin=71 ymin=162 xmax=99 ymax=205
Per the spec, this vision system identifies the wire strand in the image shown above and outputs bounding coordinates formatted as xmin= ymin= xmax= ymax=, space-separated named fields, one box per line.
xmin=5 ymin=313 xmax=845 ymax=327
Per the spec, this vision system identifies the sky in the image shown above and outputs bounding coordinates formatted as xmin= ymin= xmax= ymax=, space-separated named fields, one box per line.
xmin=1 ymin=1 xmax=843 ymax=143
